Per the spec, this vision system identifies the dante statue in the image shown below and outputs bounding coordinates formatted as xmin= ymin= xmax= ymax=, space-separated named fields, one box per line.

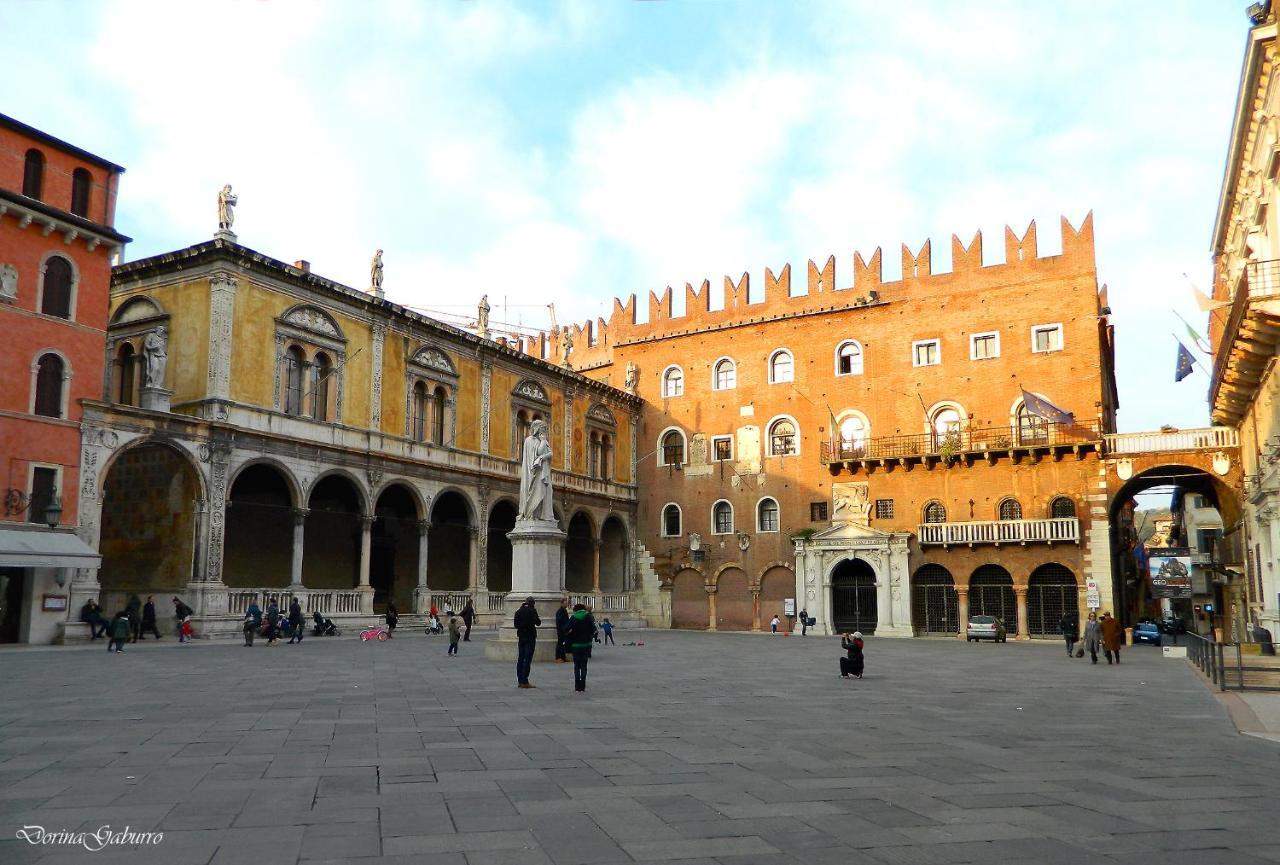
xmin=478 ymin=294 xmax=490 ymax=336
xmin=370 ymin=249 xmax=384 ymax=293
xmin=518 ymin=419 xmax=555 ymax=521
xmin=623 ymin=361 xmax=638 ymax=394
xmin=143 ymin=326 xmax=168 ymax=388
xmin=217 ymin=185 xmax=237 ymax=230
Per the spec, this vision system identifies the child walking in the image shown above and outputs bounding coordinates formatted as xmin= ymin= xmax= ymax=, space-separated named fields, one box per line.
xmin=447 ymin=616 xmax=461 ymax=656
xmin=601 ymin=618 xmax=615 ymax=645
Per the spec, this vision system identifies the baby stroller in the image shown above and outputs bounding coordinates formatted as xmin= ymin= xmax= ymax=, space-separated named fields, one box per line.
xmin=425 ymin=615 xmax=444 ymax=635
xmin=360 ymin=625 xmax=389 ymax=642
xmin=311 ymin=612 xmax=340 ymax=637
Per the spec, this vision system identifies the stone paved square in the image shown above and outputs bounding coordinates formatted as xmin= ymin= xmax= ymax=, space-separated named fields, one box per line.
xmin=2 ymin=631 xmax=1279 ymax=865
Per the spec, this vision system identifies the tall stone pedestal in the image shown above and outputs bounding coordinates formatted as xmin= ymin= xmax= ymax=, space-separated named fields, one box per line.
xmin=140 ymin=385 xmax=172 ymax=413
xmin=485 ymin=518 xmax=566 ymax=662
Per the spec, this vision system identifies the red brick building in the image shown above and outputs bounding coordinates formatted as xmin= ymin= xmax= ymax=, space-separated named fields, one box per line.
xmin=0 ymin=114 xmax=128 ymax=643
xmin=573 ymin=215 xmax=1119 ymax=637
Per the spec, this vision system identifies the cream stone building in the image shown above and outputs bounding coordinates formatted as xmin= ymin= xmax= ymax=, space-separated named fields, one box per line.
xmin=66 ymin=235 xmax=642 ymax=638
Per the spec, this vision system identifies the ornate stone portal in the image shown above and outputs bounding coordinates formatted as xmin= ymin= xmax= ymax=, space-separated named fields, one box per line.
xmin=793 ymin=482 xmax=912 ymax=637
xmin=486 ymin=420 xmax=569 ymax=662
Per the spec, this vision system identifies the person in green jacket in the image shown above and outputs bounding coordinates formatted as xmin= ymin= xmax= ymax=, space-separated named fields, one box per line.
xmin=107 ymin=611 xmax=131 ymax=654
xmin=564 ymin=604 xmax=597 ymax=692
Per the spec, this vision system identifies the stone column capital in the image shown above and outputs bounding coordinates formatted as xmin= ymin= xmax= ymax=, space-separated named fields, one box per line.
xmin=360 ymin=514 xmax=376 ymax=529
xmin=292 ymin=507 xmax=309 ymax=526
xmin=417 ymin=519 xmax=430 ymax=536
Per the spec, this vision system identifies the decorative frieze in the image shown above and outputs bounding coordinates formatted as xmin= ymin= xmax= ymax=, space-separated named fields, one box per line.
xmin=207 ymin=273 xmax=237 ymax=401
xmin=371 ymin=323 xmax=386 ymax=430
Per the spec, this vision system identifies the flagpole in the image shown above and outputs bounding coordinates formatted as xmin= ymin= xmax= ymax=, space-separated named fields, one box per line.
xmin=1171 ymin=308 xmax=1212 ymax=356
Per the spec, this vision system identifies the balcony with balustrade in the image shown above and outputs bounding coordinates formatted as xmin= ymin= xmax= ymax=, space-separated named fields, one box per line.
xmin=1211 ymin=258 xmax=1280 ymax=426
xmin=820 ymin=420 xmax=1102 ymax=471
xmin=917 ymin=517 xmax=1080 ymax=548
xmin=1103 ymin=427 xmax=1239 ymax=454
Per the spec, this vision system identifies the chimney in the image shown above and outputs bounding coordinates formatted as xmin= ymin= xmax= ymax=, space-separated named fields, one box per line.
xmin=293 ymin=260 xmax=310 ymax=273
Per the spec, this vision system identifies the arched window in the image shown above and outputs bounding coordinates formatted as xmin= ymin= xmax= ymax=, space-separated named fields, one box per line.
xmin=769 ymin=349 xmax=793 ymax=384
xmin=998 ymin=498 xmax=1023 ymax=521
xmin=33 ymin=353 xmax=65 ymax=418
xmin=662 ymin=366 xmax=684 ymax=397
xmin=283 ymin=346 xmax=306 ymax=415
xmin=931 ymin=406 xmax=963 ymax=438
xmin=411 ymin=381 xmax=427 ymax=441
xmin=41 ymin=256 xmax=73 ymax=319
xmin=757 ymin=497 xmax=780 ymax=532
xmin=71 ymin=168 xmax=92 ymax=217
xmin=115 ymin=342 xmax=137 ymax=406
xmin=923 ymin=501 xmax=947 ymax=524
xmin=431 ymin=386 xmax=447 ymax=444
xmin=311 ymin=352 xmax=332 ymax=421
xmin=712 ymin=358 xmax=736 ymax=391
xmin=1050 ymin=496 xmax=1076 ymax=519
xmin=660 ymin=429 xmax=685 ymax=466
xmin=712 ymin=500 xmax=734 ymax=535
xmin=23 ymin=149 xmax=44 ymax=200
xmin=836 ymin=340 xmax=863 ymax=376
xmin=837 ymin=413 xmax=868 ymax=454
xmin=768 ymin=418 xmax=797 ymax=456
xmin=1016 ymin=403 xmax=1048 ymax=445
xmin=662 ymin=504 xmax=682 ymax=537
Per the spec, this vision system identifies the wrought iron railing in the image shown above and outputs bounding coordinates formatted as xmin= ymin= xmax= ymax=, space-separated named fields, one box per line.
xmin=917 ymin=517 xmax=1079 ymax=546
xmin=1186 ymin=631 xmax=1280 ymax=691
xmin=821 ymin=420 xmax=1101 ymax=464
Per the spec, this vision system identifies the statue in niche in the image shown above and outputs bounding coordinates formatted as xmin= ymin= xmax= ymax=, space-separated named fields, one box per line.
xmin=518 ymin=419 xmax=555 ymax=522
xmin=370 ymin=249 xmax=384 ymax=294
xmin=623 ymin=361 xmax=638 ymax=394
xmin=143 ymin=326 xmax=168 ymax=388
xmin=217 ymin=185 xmax=237 ymax=231
xmin=0 ymin=263 xmax=16 ymax=303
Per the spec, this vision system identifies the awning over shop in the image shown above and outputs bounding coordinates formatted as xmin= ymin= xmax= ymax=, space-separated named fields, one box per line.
xmin=0 ymin=528 xmax=101 ymax=569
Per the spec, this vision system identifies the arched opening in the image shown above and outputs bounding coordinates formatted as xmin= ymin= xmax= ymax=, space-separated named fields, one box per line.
xmin=311 ymin=352 xmax=332 ymax=421
xmin=71 ymin=167 xmax=92 ymax=217
xmin=831 ymin=559 xmax=877 ymax=634
xmin=372 ymin=484 xmax=419 ymax=613
xmin=486 ymin=500 xmax=517 ymax=594
xmin=33 ymin=353 xmax=65 ymax=418
xmin=923 ymin=501 xmax=946 ymax=524
xmin=432 ymin=386 xmax=447 ymax=444
xmin=305 ymin=474 xmax=362 ymax=590
xmin=760 ymin=566 xmax=795 ymax=625
xmin=428 ymin=491 xmax=472 ymax=592
xmin=41 ymin=256 xmax=73 ymax=319
xmin=600 ymin=516 xmax=627 ymax=593
xmin=565 ymin=512 xmax=594 ymax=593
xmin=23 ymin=148 xmax=44 ymax=199
xmin=1050 ymin=496 xmax=1076 ymax=519
xmin=768 ymin=418 xmax=797 ymax=456
xmin=671 ymin=569 xmax=708 ymax=629
xmin=411 ymin=381 xmax=427 ymax=441
xmin=115 ymin=342 xmax=138 ymax=406
xmin=713 ymin=357 xmax=736 ymax=390
xmin=283 ymin=346 xmax=306 ymax=415
xmin=929 ymin=403 xmax=964 ymax=450
xmin=769 ymin=349 xmax=793 ymax=384
xmin=1027 ymin=563 xmax=1078 ymax=637
xmin=837 ymin=413 xmax=868 ymax=456
xmin=98 ymin=443 xmax=201 ymax=612
xmin=757 ymin=497 xmax=779 ymax=532
xmin=969 ymin=565 xmax=1017 ymax=632
xmin=836 ymin=340 xmax=863 ymax=376
xmin=662 ymin=366 xmax=684 ymax=397
xmin=912 ymin=564 xmax=958 ymax=635
xmin=225 ymin=463 xmax=294 ymax=588
xmin=715 ymin=567 xmax=752 ymax=630
xmin=661 ymin=503 xmax=682 ymax=537
xmin=1016 ymin=402 xmax=1048 ymax=446
xmin=660 ymin=429 xmax=685 ymax=466
xmin=998 ymin=498 xmax=1023 ymax=520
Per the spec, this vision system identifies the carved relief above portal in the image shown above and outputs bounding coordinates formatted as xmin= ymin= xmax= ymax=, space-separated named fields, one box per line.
xmin=832 ymin=481 xmax=871 ymax=526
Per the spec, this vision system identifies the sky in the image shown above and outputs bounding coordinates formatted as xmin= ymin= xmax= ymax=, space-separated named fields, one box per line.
xmin=0 ymin=0 xmax=1251 ymax=436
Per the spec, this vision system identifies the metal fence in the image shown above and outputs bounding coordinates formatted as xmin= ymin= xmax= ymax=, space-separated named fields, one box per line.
xmin=1186 ymin=632 xmax=1280 ymax=691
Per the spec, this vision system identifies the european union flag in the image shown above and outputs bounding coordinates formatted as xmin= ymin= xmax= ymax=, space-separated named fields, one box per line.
xmin=1175 ymin=340 xmax=1195 ymax=382
xmin=1018 ymin=387 xmax=1074 ymax=424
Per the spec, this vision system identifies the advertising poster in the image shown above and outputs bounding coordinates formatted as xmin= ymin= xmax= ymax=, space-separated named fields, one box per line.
xmin=1149 ymin=547 xmax=1193 ymax=599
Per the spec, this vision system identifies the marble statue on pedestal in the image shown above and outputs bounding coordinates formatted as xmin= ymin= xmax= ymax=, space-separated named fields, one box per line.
xmin=624 ymin=361 xmax=638 ymax=394
xmin=370 ymin=249 xmax=384 ymax=296
xmin=518 ymin=419 xmax=555 ymax=521
xmin=561 ymin=331 xmax=574 ymax=367
xmin=478 ymin=294 xmax=490 ymax=338
xmin=143 ymin=326 xmax=168 ymax=388
xmin=217 ymin=185 xmax=237 ymax=231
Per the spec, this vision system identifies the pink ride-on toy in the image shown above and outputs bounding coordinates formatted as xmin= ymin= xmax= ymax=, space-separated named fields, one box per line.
xmin=360 ymin=626 xmax=388 ymax=642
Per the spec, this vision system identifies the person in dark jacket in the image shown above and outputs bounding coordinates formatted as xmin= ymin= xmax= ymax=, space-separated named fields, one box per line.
xmin=554 ymin=599 xmax=570 ymax=663
xmin=461 ymin=602 xmax=476 ymax=641
xmin=264 ymin=597 xmax=281 ymax=645
xmin=126 ymin=594 xmax=143 ymax=643
xmin=287 ymin=597 xmax=305 ymax=644
xmin=1100 ymin=612 xmax=1123 ymax=664
xmin=840 ymin=632 xmax=864 ymax=679
xmin=1059 ymin=612 xmax=1079 ymax=658
xmin=1082 ymin=611 xmax=1103 ymax=664
xmin=107 ymin=611 xmax=131 ymax=653
xmin=80 ymin=600 xmax=109 ymax=639
xmin=172 ymin=597 xmax=194 ymax=642
xmin=564 ymin=603 xmax=596 ymax=692
xmin=386 ymin=602 xmax=399 ymax=638
xmin=243 ymin=601 xmax=262 ymax=647
xmin=140 ymin=596 xmax=162 ymax=640
xmin=514 ymin=596 xmax=541 ymax=688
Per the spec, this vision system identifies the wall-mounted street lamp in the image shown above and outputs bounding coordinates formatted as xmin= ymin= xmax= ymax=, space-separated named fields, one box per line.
xmin=3 ymin=489 xmax=63 ymax=529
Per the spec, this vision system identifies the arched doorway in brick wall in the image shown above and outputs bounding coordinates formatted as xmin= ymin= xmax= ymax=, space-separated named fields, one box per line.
xmin=912 ymin=564 xmax=959 ymax=635
xmin=671 ymin=569 xmax=708 ymax=629
xmin=969 ymin=564 xmax=1017 ymax=633
xmin=714 ymin=567 xmax=752 ymax=631
xmin=1027 ymin=563 xmax=1078 ymax=637
xmin=760 ymin=566 xmax=795 ymax=629
xmin=99 ymin=442 xmax=201 ymax=607
xmin=831 ymin=559 xmax=877 ymax=635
